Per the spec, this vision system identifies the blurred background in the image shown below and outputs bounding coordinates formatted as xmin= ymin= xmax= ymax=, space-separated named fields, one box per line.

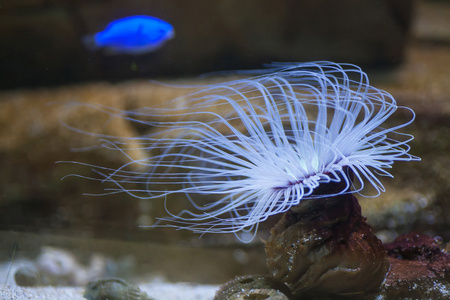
xmin=0 ymin=0 xmax=449 ymax=289
xmin=1 ymin=0 xmax=416 ymax=89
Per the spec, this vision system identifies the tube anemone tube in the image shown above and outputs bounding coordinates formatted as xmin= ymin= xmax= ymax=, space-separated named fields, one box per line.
xmin=69 ymin=62 xmax=419 ymax=242
xmin=265 ymin=192 xmax=390 ymax=297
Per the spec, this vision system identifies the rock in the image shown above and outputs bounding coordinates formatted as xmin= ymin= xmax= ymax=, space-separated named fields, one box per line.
xmin=84 ymin=278 xmax=153 ymax=300
xmin=381 ymin=233 xmax=450 ymax=298
xmin=214 ymin=275 xmax=291 ymax=300
xmin=14 ymin=265 xmax=40 ymax=287
xmin=265 ymin=194 xmax=389 ymax=297
xmin=0 ymin=81 xmax=190 ymax=241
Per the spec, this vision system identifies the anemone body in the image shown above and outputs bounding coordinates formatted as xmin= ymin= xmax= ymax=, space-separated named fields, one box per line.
xmin=75 ymin=62 xmax=419 ymax=241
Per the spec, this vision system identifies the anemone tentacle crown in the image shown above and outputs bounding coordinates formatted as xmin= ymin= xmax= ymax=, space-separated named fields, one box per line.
xmin=76 ymin=62 xmax=419 ymax=242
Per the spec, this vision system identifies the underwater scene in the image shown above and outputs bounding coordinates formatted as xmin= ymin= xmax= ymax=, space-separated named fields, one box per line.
xmin=0 ymin=1 xmax=449 ymax=299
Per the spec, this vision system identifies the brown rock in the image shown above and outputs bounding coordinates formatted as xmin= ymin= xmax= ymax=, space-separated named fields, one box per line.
xmin=265 ymin=194 xmax=389 ymax=297
xmin=385 ymin=233 xmax=450 ymax=280
xmin=0 ymin=81 xmax=188 ymax=240
xmin=214 ymin=275 xmax=291 ymax=300
xmin=380 ymin=233 xmax=450 ymax=298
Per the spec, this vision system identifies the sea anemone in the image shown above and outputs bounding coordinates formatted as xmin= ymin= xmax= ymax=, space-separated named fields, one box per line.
xmin=71 ymin=62 xmax=419 ymax=242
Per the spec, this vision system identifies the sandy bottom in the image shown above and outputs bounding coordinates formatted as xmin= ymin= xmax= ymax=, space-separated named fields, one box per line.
xmin=0 ymin=282 xmax=219 ymax=300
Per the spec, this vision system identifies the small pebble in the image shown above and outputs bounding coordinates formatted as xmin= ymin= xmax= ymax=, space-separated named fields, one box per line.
xmin=84 ymin=278 xmax=153 ymax=300
xmin=229 ymin=288 xmax=289 ymax=300
xmin=214 ymin=275 xmax=291 ymax=300
xmin=14 ymin=265 xmax=40 ymax=287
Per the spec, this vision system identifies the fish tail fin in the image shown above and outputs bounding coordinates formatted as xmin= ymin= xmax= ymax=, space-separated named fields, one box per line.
xmin=82 ymin=34 xmax=99 ymax=52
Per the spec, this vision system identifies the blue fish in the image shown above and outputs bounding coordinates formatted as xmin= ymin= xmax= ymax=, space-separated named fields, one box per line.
xmin=83 ymin=15 xmax=174 ymax=55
